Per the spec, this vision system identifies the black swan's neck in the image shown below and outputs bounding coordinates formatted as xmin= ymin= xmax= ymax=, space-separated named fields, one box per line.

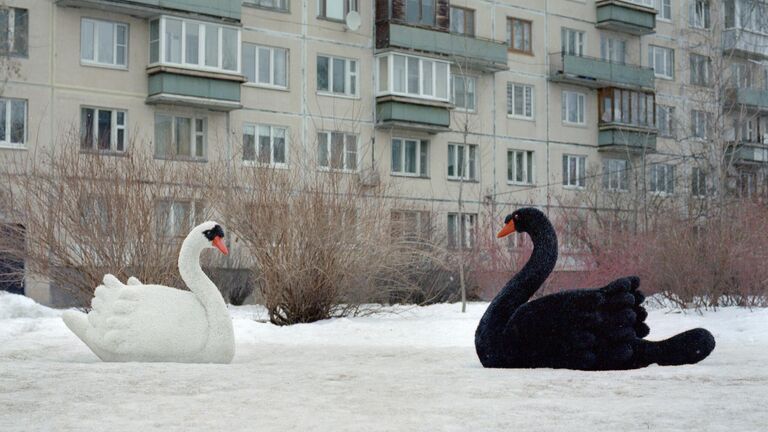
xmin=477 ymin=217 xmax=558 ymax=351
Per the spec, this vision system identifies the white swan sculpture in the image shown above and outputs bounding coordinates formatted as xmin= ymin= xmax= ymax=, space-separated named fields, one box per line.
xmin=62 ymin=221 xmax=235 ymax=363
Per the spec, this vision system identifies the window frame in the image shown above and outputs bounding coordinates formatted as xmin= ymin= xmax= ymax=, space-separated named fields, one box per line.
xmin=243 ymin=123 xmax=288 ymax=167
xmin=245 ymin=0 xmax=290 ymax=13
xmin=691 ymin=110 xmax=711 ymax=139
xmin=242 ymin=43 xmax=289 ymax=89
xmin=648 ymin=45 xmax=674 ymax=80
xmin=0 ymin=7 xmax=28 ymax=57
xmin=390 ymin=209 xmax=432 ymax=242
xmin=603 ymin=158 xmax=629 ymax=192
xmin=656 ymin=105 xmax=675 ymax=138
xmin=450 ymin=6 xmax=475 ymax=37
xmin=690 ymin=0 xmax=711 ymax=29
xmin=507 ymin=149 xmax=535 ymax=185
xmin=649 ymin=163 xmax=676 ymax=195
xmin=452 ymin=74 xmax=477 ymax=112
xmin=447 ymin=143 xmax=478 ymax=181
xmin=80 ymin=17 xmax=129 ymax=69
xmin=690 ymin=53 xmax=711 ymax=86
xmin=0 ymin=97 xmax=27 ymax=149
xmin=80 ymin=106 xmax=128 ymax=154
xmin=562 ymin=154 xmax=587 ymax=189
xmin=447 ymin=212 xmax=477 ymax=250
xmin=562 ymin=90 xmax=586 ymax=125
xmin=507 ymin=17 xmax=532 ymax=54
xmin=148 ymin=16 xmax=241 ymax=75
xmin=319 ymin=0 xmax=359 ymax=22
xmin=561 ymin=28 xmax=585 ymax=57
xmin=155 ymin=199 xmax=205 ymax=239
xmin=317 ymin=54 xmax=359 ymax=98
xmin=657 ymin=0 xmax=672 ymax=21
xmin=317 ymin=131 xmax=358 ymax=172
xmin=691 ymin=166 xmax=708 ymax=198
xmin=391 ymin=137 xmax=429 ymax=177
xmin=507 ymin=82 xmax=535 ymax=120
xmin=154 ymin=113 xmax=207 ymax=161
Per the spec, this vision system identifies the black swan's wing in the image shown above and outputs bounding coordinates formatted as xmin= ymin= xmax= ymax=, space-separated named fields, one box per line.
xmin=503 ymin=276 xmax=650 ymax=370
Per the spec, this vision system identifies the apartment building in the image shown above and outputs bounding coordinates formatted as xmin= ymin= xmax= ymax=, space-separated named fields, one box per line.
xmin=2 ymin=0 xmax=767 ymax=304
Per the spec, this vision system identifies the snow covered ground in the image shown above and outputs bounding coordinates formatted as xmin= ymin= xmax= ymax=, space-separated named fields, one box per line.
xmin=1 ymin=291 xmax=766 ymax=432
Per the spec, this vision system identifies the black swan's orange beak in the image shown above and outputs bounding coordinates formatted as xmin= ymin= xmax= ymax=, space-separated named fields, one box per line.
xmin=496 ymin=220 xmax=516 ymax=238
xmin=212 ymin=236 xmax=229 ymax=255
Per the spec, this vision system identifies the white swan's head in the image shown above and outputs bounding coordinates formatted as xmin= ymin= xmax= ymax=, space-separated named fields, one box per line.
xmin=187 ymin=221 xmax=229 ymax=255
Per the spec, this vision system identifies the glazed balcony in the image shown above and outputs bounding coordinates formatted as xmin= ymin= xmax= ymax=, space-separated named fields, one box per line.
xmin=56 ymin=0 xmax=241 ymax=22
xmin=598 ymin=88 xmax=657 ymax=153
xmin=376 ymin=22 xmax=509 ymax=72
xmin=595 ymin=0 xmax=657 ymax=35
xmin=550 ymin=53 xmax=655 ymax=91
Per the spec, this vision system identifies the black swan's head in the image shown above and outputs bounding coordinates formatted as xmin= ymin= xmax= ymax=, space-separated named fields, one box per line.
xmin=497 ymin=207 xmax=548 ymax=238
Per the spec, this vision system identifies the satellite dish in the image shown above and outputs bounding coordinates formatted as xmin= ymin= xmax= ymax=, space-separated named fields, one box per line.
xmin=345 ymin=11 xmax=361 ymax=32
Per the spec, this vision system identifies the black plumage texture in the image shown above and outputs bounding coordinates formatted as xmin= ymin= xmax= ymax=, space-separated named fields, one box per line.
xmin=475 ymin=207 xmax=716 ymax=370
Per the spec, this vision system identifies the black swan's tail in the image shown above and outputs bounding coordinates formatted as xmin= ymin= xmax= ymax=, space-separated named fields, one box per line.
xmin=633 ymin=328 xmax=716 ymax=367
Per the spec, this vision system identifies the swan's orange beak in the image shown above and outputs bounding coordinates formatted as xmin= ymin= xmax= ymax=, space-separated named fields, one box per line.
xmin=496 ymin=220 xmax=516 ymax=238
xmin=212 ymin=236 xmax=229 ymax=255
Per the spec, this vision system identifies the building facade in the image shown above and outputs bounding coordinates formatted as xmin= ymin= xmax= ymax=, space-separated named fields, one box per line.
xmin=2 ymin=0 xmax=767 ymax=304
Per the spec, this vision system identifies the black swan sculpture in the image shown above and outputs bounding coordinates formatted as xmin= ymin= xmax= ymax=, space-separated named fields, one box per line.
xmin=475 ymin=208 xmax=716 ymax=370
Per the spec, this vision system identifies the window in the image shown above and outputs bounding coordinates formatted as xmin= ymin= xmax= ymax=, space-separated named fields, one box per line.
xmin=243 ymin=124 xmax=287 ymax=165
xmin=242 ymin=44 xmax=288 ymax=88
xmin=657 ymin=105 xmax=674 ymax=137
xmin=690 ymin=54 xmax=710 ymax=86
xmin=598 ymin=88 xmax=655 ymax=128
xmin=452 ymin=75 xmax=476 ymax=111
xmin=317 ymin=55 xmax=358 ymax=96
xmin=731 ymin=63 xmax=752 ymax=89
xmin=692 ymin=167 xmax=707 ymax=197
xmin=600 ymin=37 xmax=626 ymax=64
xmin=155 ymin=114 xmax=206 ymax=159
xmin=376 ymin=53 xmax=450 ymax=101
xmin=507 ymin=83 xmax=534 ymax=119
xmin=80 ymin=18 xmax=128 ymax=67
xmin=735 ymin=118 xmax=758 ymax=142
xmin=562 ymin=215 xmax=587 ymax=251
xmin=506 ymin=18 xmax=532 ymax=54
xmin=155 ymin=200 xmax=204 ymax=238
xmin=0 ymin=98 xmax=26 ymax=148
xmin=450 ymin=7 xmax=474 ymax=36
xmin=246 ymin=0 xmax=289 ymax=12
xmin=405 ymin=0 xmax=435 ymax=26
xmin=691 ymin=110 xmax=710 ymax=139
xmin=148 ymin=16 xmax=240 ymax=73
xmin=318 ymin=131 xmax=357 ymax=171
xmin=690 ymin=0 xmax=710 ymax=29
xmin=648 ymin=45 xmax=674 ymax=79
xmin=658 ymin=0 xmax=672 ymax=20
xmin=603 ymin=159 xmax=629 ymax=192
xmin=391 ymin=210 xmax=431 ymax=242
xmin=562 ymin=154 xmax=586 ymax=188
xmin=447 ymin=213 xmax=476 ymax=249
xmin=650 ymin=163 xmax=675 ymax=194
xmin=739 ymin=169 xmax=759 ymax=198
xmin=391 ymin=138 xmax=428 ymax=176
xmin=320 ymin=0 xmax=358 ymax=20
xmin=561 ymin=28 xmax=585 ymax=56
xmin=447 ymin=143 xmax=477 ymax=181
xmin=562 ymin=91 xmax=585 ymax=125
xmin=80 ymin=108 xmax=126 ymax=153
xmin=0 ymin=7 xmax=28 ymax=57
xmin=507 ymin=150 xmax=534 ymax=185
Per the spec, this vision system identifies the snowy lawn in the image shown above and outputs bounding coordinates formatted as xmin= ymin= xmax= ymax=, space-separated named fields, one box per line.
xmin=0 ymin=292 xmax=766 ymax=432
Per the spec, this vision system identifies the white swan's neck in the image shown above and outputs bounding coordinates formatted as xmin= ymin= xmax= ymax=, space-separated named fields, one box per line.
xmin=178 ymin=237 xmax=234 ymax=361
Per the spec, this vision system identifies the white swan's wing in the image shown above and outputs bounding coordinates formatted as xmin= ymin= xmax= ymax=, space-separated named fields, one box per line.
xmin=127 ymin=277 xmax=142 ymax=286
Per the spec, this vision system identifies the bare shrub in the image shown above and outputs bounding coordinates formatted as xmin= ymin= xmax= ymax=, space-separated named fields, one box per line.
xmin=0 ymin=133 xmax=216 ymax=305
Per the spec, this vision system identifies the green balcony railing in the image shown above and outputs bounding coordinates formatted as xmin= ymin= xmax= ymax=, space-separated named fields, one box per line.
xmin=730 ymin=142 xmax=768 ymax=164
xmin=57 ymin=0 xmax=241 ymax=21
xmin=598 ymin=125 xmax=657 ymax=153
xmin=727 ymin=87 xmax=768 ymax=110
xmin=595 ymin=0 xmax=656 ymax=35
xmin=550 ymin=53 xmax=655 ymax=90
xmin=376 ymin=100 xmax=451 ymax=132
xmin=383 ymin=23 xmax=508 ymax=72
xmin=723 ymin=28 xmax=768 ymax=59
xmin=147 ymin=71 xmax=242 ymax=111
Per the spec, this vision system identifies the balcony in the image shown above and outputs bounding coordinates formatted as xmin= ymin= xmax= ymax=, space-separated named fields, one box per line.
xmin=723 ymin=28 xmax=768 ymax=59
xmin=729 ymin=142 xmax=768 ymax=164
xmin=595 ymin=0 xmax=656 ymax=35
xmin=375 ymin=97 xmax=451 ymax=133
xmin=726 ymin=87 xmax=768 ymax=111
xmin=56 ymin=0 xmax=241 ymax=22
xmin=550 ymin=54 xmax=655 ymax=91
xmin=147 ymin=68 xmax=243 ymax=111
xmin=377 ymin=22 xmax=509 ymax=72
xmin=598 ymin=124 xmax=657 ymax=153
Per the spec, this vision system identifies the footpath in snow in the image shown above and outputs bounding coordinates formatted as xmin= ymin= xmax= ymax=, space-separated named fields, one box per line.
xmin=0 ymin=291 xmax=766 ymax=432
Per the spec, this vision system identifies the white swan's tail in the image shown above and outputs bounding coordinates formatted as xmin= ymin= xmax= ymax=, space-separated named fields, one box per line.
xmin=62 ymin=310 xmax=90 ymax=341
